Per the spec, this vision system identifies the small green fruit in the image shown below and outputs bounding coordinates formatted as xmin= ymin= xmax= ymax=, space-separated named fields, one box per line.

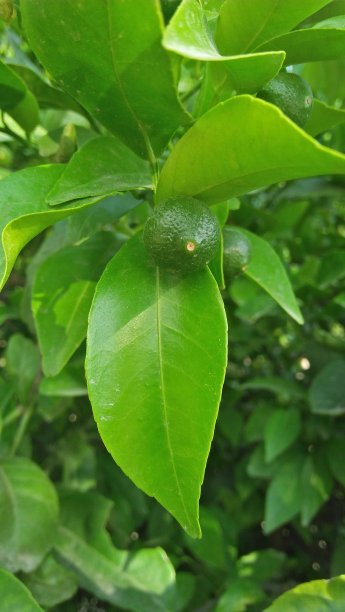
xmin=257 ymin=72 xmax=314 ymax=127
xmin=143 ymin=197 xmax=220 ymax=273
xmin=0 ymin=144 xmax=13 ymax=168
xmin=223 ymin=227 xmax=252 ymax=280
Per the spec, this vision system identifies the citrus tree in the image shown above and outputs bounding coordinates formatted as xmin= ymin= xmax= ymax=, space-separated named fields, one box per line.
xmin=0 ymin=0 xmax=345 ymax=609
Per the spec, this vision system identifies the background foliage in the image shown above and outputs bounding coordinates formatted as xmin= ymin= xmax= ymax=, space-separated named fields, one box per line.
xmin=0 ymin=0 xmax=345 ymax=610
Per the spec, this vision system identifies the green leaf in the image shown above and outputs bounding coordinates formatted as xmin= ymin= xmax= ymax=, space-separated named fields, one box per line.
xmin=264 ymin=451 xmax=304 ymax=533
xmin=0 ymin=58 xmax=26 ymax=110
xmin=0 ymin=568 xmax=43 ymax=612
xmin=6 ymin=333 xmax=40 ymax=403
xmin=300 ymin=454 xmax=332 ymax=526
xmin=309 ymin=360 xmax=345 ymax=416
xmin=56 ymin=527 xmax=176 ymax=611
xmin=21 ymin=555 xmax=77 ymax=608
xmin=317 ymin=249 xmax=345 ymax=287
xmin=47 ymin=136 xmax=152 ymax=207
xmin=32 ymin=232 xmax=118 ymax=376
xmin=265 ymin=574 xmax=345 ymax=611
xmin=184 ymin=507 xmax=228 ymax=570
xmin=264 ymin=409 xmax=301 ymax=462
xmin=86 ymin=235 xmax=227 ymax=537
xmin=8 ymin=89 xmax=39 ymax=135
xmin=216 ymin=578 xmax=265 ymax=612
xmin=216 ymin=0 xmax=333 ymax=55
xmin=0 ymin=165 xmax=127 ymax=292
xmin=233 ymin=228 xmax=303 ymax=324
xmin=257 ymin=19 xmax=345 ymax=64
xmin=156 ymin=96 xmax=345 ymax=205
xmin=21 ymin=0 xmax=188 ymax=158
xmin=305 ymin=99 xmax=345 ymax=136
xmin=0 ymin=457 xmax=59 ymax=572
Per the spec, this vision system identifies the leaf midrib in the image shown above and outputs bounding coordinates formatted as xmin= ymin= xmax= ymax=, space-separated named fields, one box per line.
xmin=155 ymin=267 xmax=193 ymax=531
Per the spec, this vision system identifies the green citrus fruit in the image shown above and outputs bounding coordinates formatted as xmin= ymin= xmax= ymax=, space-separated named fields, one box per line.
xmin=0 ymin=144 xmax=13 ymax=168
xmin=257 ymin=72 xmax=314 ymax=127
xmin=143 ymin=197 xmax=220 ymax=273
xmin=223 ymin=227 xmax=251 ymax=280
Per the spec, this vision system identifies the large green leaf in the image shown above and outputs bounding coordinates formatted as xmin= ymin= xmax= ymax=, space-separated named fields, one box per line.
xmin=216 ymin=0 xmax=333 ymax=55
xmin=266 ymin=574 xmax=345 ymax=611
xmin=0 ymin=164 xmax=145 ymax=292
xmin=257 ymin=18 xmax=345 ymax=64
xmin=21 ymin=0 xmax=188 ymax=158
xmin=305 ymin=99 xmax=345 ymax=136
xmin=0 ymin=457 xmax=59 ymax=572
xmin=157 ymin=95 xmax=345 ymax=205
xmin=32 ymin=232 xmax=118 ymax=376
xmin=86 ymin=235 xmax=227 ymax=537
xmin=0 ymin=568 xmax=43 ymax=612
xmin=238 ymin=228 xmax=303 ymax=324
xmin=47 ymin=136 xmax=152 ymax=206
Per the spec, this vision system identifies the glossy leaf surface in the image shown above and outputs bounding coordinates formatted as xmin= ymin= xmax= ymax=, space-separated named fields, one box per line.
xmin=33 ymin=232 xmax=118 ymax=376
xmin=0 ymin=457 xmax=59 ymax=572
xmin=156 ymin=96 xmax=345 ymax=205
xmin=258 ymin=19 xmax=345 ymax=64
xmin=0 ymin=165 xmax=141 ymax=292
xmin=0 ymin=568 xmax=43 ymax=612
xmin=86 ymin=235 xmax=227 ymax=537
xmin=47 ymin=136 xmax=152 ymax=206
xmin=216 ymin=0 xmax=333 ymax=54
xmin=21 ymin=0 xmax=188 ymax=157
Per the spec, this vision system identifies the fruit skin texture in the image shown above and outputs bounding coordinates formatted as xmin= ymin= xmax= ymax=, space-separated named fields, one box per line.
xmin=143 ymin=197 xmax=220 ymax=273
xmin=257 ymin=72 xmax=314 ymax=127
xmin=223 ymin=227 xmax=252 ymax=280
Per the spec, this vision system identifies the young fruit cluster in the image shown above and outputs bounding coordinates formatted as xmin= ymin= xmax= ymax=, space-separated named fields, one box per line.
xmin=223 ymin=227 xmax=252 ymax=281
xmin=143 ymin=196 xmax=220 ymax=273
xmin=258 ymin=72 xmax=314 ymax=127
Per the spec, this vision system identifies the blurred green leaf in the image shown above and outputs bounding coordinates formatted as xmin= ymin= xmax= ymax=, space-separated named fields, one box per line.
xmin=300 ymin=454 xmax=332 ymax=526
xmin=0 ymin=457 xmax=59 ymax=572
xmin=317 ymin=250 xmax=345 ymax=288
xmin=22 ymin=555 xmax=77 ymax=608
xmin=309 ymin=360 xmax=345 ymax=416
xmin=32 ymin=231 xmax=118 ymax=376
xmin=266 ymin=574 xmax=345 ymax=611
xmin=264 ymin=409 xmax=301 ymax=462
xmin=264 ymin=451 xmax=304 ymax=533
xmin=235 ymin=228 xmax=304 ymax=323
xmin=6 ymin=334 xmax=40 ymax=403
xmin=0 ymin=567 xmax=43 ymax=612
xmin=305 ymin=99 xmax=345 ymax=136
xmin=216 ymin=578 xmax=265 ymax=612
